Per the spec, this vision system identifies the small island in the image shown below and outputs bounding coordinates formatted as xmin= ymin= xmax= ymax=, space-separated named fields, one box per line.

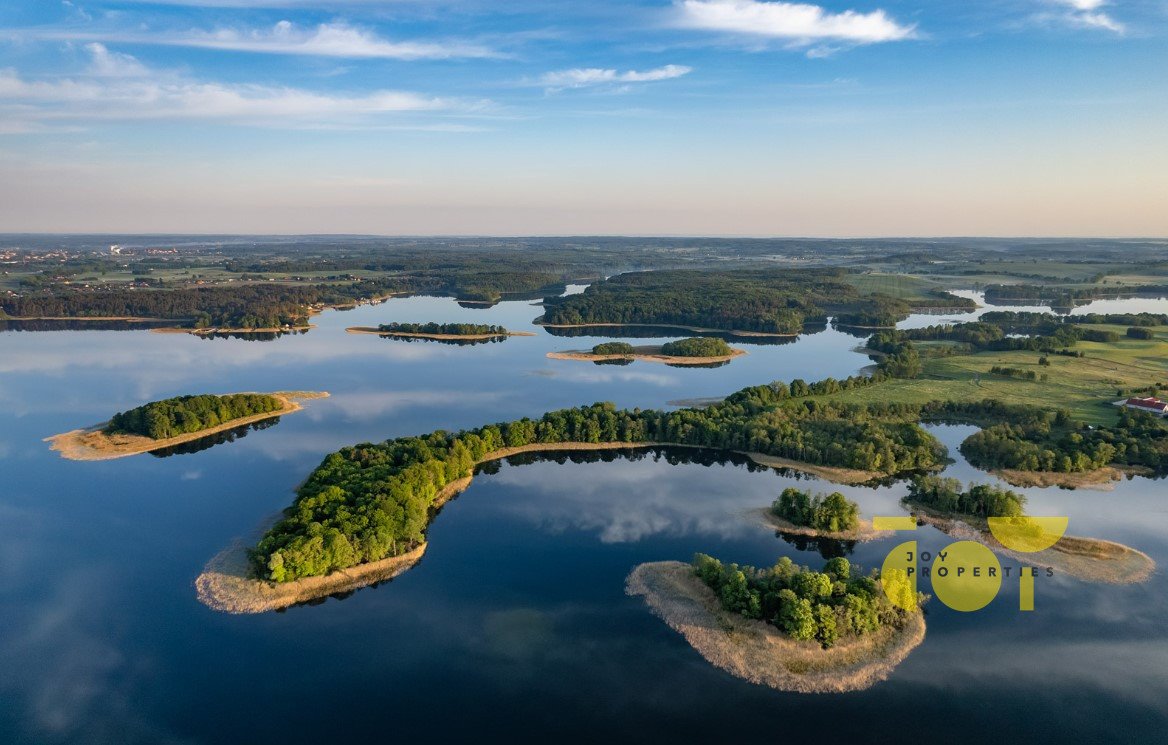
xmin=46 ymin=391 xmax=329 ymax=461
xmin=547 ymin=337 xmax=746 ymax=366
xmin=627 ymin=554 xmax=925 ymax=693
xmin=758 ymin=487 xmax=889 ymax=541
xmin=347 ymin=322 xmax=535 ymax=341
xmin=904 ymin=476 xmax=1155 ymax=584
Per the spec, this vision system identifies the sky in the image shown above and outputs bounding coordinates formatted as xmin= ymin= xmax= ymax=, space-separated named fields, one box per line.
xmin=0 ymin=1 xmax=1165 ymax=236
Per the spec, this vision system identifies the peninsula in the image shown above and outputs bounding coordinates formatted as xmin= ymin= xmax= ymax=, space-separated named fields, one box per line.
xmin=47 ymin=391 xmax=329 ymax=461
xmin=626 ymin=555 xmax=925 ymax=693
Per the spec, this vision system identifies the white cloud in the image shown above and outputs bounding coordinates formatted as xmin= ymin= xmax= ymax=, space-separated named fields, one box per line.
xmin=0 ymin=44 xmax=481 ymax=128
xmin=150 ymin=20 xmax=497 ymax=60
xmin=539 ymin=64 xmax=692 ymax=91
xmin=675 ymin=0 xmax=916 ymax=45
xmin=85 ymin=43 xmax=149 ymax=77
xmin=19 ymin=20 xmax=499 ymax=60
xmin=1043 ymin=0 xmax=1125 ymax=33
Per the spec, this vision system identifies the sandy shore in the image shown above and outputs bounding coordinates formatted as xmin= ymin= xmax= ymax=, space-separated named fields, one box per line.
xmin=626 ymin=561 xmax=926 ymax=693
xmin=908 ymin=503 xmax=1156 ymax=584
xmin=347 ymin=326 xmax=536 ymax=340
xmin=46 ymin=391 xmax=329 ymax=461
xmin=197 ymin=542 xmax=429 ymax=614
xmin=547 ymin=346 xmax=746 ymax=366
xmin=197 ymin=441 xmax=884 ymax=614
xmin=992 ymin=466 xmax=1155 ymax=491
xmin=753 ymin=509 xmax=891 ymax=542
xmin=534 ymin=320 xmax=797 ymax=338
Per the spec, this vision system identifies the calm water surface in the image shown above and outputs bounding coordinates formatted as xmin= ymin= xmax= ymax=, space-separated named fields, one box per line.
xmin=1 ymin=295 xmax=1166 ymax=743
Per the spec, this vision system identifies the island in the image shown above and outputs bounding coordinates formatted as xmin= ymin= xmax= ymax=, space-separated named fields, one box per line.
xmin=547 ymin=338 xmax=746 ymax=366
xmin=903 ymin=476 xmax=1155 ymax=584
xmin=626 ymin=554 xmax=925 ymax=693
xmin=347 ymin=322 xmax=536 ymax=341
xmin=46 ymin=391 xmax=329 ymax=461
xmin=758 ymin=487 xmax=889 ymax=542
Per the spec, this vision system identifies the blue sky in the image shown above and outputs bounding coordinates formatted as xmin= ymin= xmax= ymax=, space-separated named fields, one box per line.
xmin=0 ymin=1 xmax=1165 ymax=235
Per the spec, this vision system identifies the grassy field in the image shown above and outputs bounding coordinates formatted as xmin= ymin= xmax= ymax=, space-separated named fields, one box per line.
xmin=814 ymin=326 xmax=1168 ymax=426
xmin=845 ymin=273 xmax=949 ymax=300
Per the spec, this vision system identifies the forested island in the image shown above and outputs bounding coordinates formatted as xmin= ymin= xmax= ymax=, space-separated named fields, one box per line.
xmin=538 ymin=268 xmax=973 ymax=335
xmin=626 ymin=555 xmax=924 ymax=693
xmin=547 ymin=337 xmax=745 ymax=366
xmin=761 ymin=487 xmax=886 ymax=541
xmin=904 ymin=476 xmax=1154 ymax=584
xmin=47 ymin=391 xmax=329 ymax=461
xmin=347 ymin=322 xmax=534 ymax=341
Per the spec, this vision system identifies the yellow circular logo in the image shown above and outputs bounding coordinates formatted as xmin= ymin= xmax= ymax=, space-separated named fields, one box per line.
xmin=931 ymin=541 xmax=1001 ymax=612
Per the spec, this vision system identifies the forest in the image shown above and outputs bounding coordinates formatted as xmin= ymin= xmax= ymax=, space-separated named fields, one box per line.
xmin=958 ymin=409 xmax=1168 ymax=473
xmin=540 ymin=268 xmax=973 ymax=334
xmin=659 ymin=337 xmax=733 ymax=357
xmin=691 ymin=553 xmax=917 ymax=649
xmin=771 ymin=488 xmax=861 ymax=532
xmin=105 ymin=394 xmax=284 ymax=440
xmin=378 ymin=322 xmax=507 ymax=336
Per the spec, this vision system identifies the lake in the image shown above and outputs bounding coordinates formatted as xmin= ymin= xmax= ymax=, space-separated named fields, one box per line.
xmin=2 ymin=293 xmax=1167 ymax=743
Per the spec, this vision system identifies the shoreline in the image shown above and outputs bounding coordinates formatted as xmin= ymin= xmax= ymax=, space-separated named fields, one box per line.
xmin=346 ymin=326 xmax=536 ymax=340
xmin=547 ymin=346 xmax=746 ymax=366
xmin=991 ymin=465 xmax=1154 ymax=490
xmin=196 ymin=442 xmax=885 ymax=614
xmin=626 ymin=561 xmax=926 ymax=693
xmin=533 ymin=320 xmax=798 ymax=338
xmin=45 ymin=391 xmax=329 ymax=462
xmin=906 ymin=502 xmax=1156 ymax=584
xmin=753 ymin=509 xmax=891 ymax=542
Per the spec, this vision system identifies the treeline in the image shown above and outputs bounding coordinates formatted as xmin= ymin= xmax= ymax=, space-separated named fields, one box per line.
xmin=378 ymin=322 xmax=506 ymax=336
xmin=905 ymin=475 xmax=1025 ymax=518
xmin=875 ymin=316 xmax=1119 ymax=357
xmin=771 ymin=488 xmax=860 ymax=532
xmin=106 ymin=394 xmax=284 ymax=440
xmin=724 ymin=374 xmax=885 ymax=410
xmin=692 ymin=554 xmax=916 ymax=648
xmin=4 ymin=256 xmax=585 ymax=327
xmin=659 ymin=337 xmax=733 ymax=357
xmin=984 ymin=284 xmax=1168 ymax=304
xmin=252 ymin=392 xmax=950 ymax=581
xmin=2 ymin=285 xmax=321 ymax=329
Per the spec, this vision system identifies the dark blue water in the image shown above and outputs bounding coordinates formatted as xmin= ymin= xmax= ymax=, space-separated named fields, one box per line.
xmin=2 ymin=295 xmax=1166 ymax=743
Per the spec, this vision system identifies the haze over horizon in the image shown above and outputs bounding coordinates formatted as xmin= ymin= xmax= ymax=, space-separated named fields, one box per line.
xmin=1 ymin=1 xmax=1165 ymax=236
